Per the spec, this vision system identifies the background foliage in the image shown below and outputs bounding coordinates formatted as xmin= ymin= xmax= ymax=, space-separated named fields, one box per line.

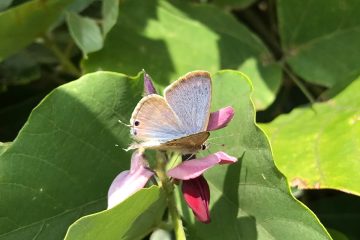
xmin=0 ymin=0 xmax=359 ymax=239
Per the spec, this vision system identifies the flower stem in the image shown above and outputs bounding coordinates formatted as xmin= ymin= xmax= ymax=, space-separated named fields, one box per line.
xmin=156 ymin=152 xmax=186 ymax=240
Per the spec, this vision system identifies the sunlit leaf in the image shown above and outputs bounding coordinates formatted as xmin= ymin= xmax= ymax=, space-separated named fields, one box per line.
xmin=261 ymin=76 xmax=360 ymax=195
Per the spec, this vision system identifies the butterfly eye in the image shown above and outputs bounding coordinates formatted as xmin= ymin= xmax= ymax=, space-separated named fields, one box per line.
xmin=134 ymin=120 xmax=140 ymax=126
xmin=201 ymin=144 xmax=207 ymax=150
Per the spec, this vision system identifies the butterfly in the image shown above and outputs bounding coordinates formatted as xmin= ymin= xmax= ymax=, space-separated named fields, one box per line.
xmin=127 ymin=71 xmax=212 ymax=154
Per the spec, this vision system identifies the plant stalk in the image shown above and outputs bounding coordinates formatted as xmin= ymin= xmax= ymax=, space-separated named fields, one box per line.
xmin=156 ymin=152 xmax=186 ymax=240
xmin=42 ymin=35 xmax=81 ymax=77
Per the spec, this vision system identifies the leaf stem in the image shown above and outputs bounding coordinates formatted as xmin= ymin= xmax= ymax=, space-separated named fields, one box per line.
xmin=283 ymin=65 xmax=316 ymax=104
xmin=42 ymin=34 xmax=81 ymax=77
xmin=156 ymin=152 xmax=186 ymax=240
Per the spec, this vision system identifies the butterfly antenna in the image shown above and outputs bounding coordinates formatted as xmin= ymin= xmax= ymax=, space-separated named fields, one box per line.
xmin=182 ymin=153 xmax=196 ymax=161
xmin=207 ymin=133 xmax=242 ymax=141
xmin=206 ymin=141 xmax=226 ymax=148
xmin=118 ymin=119 xmax=131 ymax=127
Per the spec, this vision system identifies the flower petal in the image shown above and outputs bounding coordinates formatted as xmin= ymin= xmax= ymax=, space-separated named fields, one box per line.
xmin=107 ymin=151 xmax=154 ymax=209
xmin=143 ymin=70 xmax=157 ymax=95
xmin=207 ymin=106 xmax=235 ymax=131
xmin=182 ymin=175 xmax=211 ymax=223
xmin=167 ymin=151 xmax=237 ymax=180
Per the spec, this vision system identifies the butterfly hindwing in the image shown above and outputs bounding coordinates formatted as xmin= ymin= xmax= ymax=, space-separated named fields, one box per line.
xmin=163 ymin=132 xmax=210 ymax=152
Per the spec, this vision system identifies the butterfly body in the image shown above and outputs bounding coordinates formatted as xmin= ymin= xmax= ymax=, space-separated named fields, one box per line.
xmin=128 ymin=71 xmax=211 ymax=154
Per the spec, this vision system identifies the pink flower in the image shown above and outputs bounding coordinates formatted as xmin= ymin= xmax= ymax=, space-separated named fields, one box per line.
xmin=143 ymin=70 xmax=157 ymax=95
xmin=182 ymin=175 xmax=210 ymax=223
xmin=107 ymin=151 xmax=154 ymax=209
xmin=167 ymin=152 xmax=237 ymax=223
xmin=107 ymin=112 xmax=236 ymax=222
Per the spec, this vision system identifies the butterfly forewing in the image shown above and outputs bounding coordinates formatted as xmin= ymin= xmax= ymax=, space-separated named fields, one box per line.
xmin=165 ymin=71 xmax=211 ymax=134
xmin=130 ymin=94 xmax=186 ymax=143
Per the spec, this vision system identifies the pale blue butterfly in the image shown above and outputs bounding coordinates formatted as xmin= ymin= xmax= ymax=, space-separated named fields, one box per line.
xmin=128 ymin=71 xmax=211 ymax=153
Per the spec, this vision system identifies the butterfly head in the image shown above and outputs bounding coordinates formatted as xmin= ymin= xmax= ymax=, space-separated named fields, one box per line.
xmin=201 ymin=143 xmax=209 ymax=151
xmin=130 ymin=120 xmax=140 ymax=136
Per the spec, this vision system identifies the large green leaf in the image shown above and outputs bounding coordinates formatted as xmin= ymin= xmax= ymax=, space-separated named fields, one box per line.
xmin=0 ymin=0 xmax=73 ymax=61
xmin=261 ymin=76 xmax=360 ymax=195
xmin=278 ymin=0 xmax=360 ymax=92
xmin=65 ymin=186 xmax=166 ymax=240
xmin=180 ymin=71 xmax=331 ymax=239
xmin=83 ymin=0 xmax=281 ymax=110
xmin=0 ymin=70 xmax=330 ymax=239
xmin=0 ymin=72 xmax=144 ymax=239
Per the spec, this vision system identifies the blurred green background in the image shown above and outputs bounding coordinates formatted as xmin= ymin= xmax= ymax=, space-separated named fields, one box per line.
xmin=0 ymin=0 xmax=359 ymax=239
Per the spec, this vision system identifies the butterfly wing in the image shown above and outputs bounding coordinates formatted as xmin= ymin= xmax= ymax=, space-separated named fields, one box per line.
xmin=128 ymin=132 xmax=210 ymax=153
xmin=164 ymin=71 xmax=211 ymax=134
xmin=162 ymin=132 xmax=210 ymax=153
xmin=129 ymin=94 xmax=186 ymax=147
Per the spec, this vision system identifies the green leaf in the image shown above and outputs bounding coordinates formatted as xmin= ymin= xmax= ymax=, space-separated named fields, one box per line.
xmin=66 ymin=12 xmax=103 ymax=57
xmin=278 ymin=0 xmax=360 ymax=92
xmin=0 ymin=50 xmax=41 ymax=89
xmin=0 ymin=70 xmax=331 ymax=239
xmin=83 ymin=0 xmax=281 ymax=110
xmin=65 ymin=186 xmax=166 ymax=240
xmin=0 ymin=72 xmax=144 ymax=239
xmin=0 ymin=0 xmax=73 ymax=61
xmin=261 ymin=76 xmax=360 ymax=195
xmin=181 ymin=71 xmax=331 ymax=239
xmin=0 ymin=142 xmax=10 ymax=155
xmin=66 ymin=0 xmax=96 ymax=13
xmin=212 ymin=0 xmax=257 ymax=9
xmin=51 ymin=0 xmax=96 ymax=29
xmin=0 ymin=0 xmax=13 ymax=11
xmin=102 ymin=0 xmax=119 ymax=37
